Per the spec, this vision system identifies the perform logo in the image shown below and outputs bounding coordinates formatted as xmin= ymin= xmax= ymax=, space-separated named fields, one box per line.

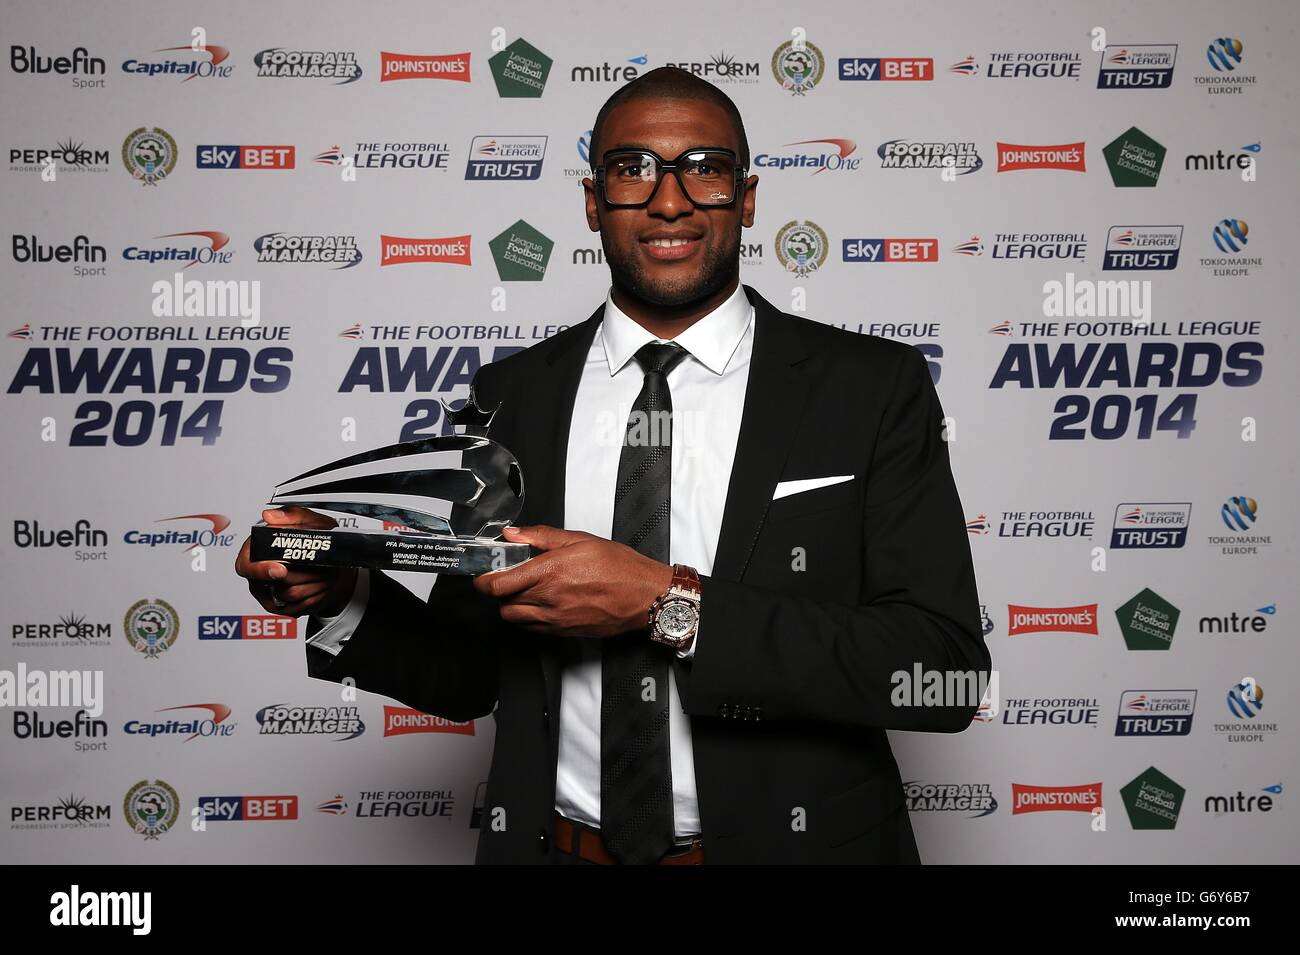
xmin=465 ymin=135 xmax=546 ymax=180
xmin=1116 ymin=690 xmax=1196 ymax=736
xmin=1110 ymin=503 xmax=1191 ymax=548
xmin=198 ymin=795 xmax=298 ymax=821
xmin=996 ymin=141 xmax=1086 ymax=172
xmin=197 ymin=614 xmax=296 ymax=640
xmin=1008 ymin=604 xmax=1098 ymax=636
xmin=196 ymin=145 xmax=295 ymax=169
xmin=842 ymin=238 xmax=938 ymax=262
xmin=380 ymin=234 xmax=472 ymax=267
xmin=1103 ymin=226 xmax=1183 ymax=271
xmin=838 ymin=57 xmax=933 ymax=81
xmin=383 ymin=705 xmax=475 ymax=737
xmin=1011 ymin=782 xmax=1102 ymax=814
xmin=380 ymin=51 xmax=470 ymax=82
xmin=1097 ymin=44 xmax=1177 ymax=89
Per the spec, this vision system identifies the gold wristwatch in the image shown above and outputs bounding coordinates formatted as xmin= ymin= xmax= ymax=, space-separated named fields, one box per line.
xmin=648 ymin=564 xmax=701 ymax=652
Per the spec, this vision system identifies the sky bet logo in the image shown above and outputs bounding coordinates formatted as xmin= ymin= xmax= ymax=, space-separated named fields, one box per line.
xmin=198 ymin=795 xmax=298 ymax=821
xmin=196 ymin=145 xmax=295 ymax=169
xmin=198 ymin=615 xmax=297 ymax=640
xmin=838 ymin=57 xmax=933 ymax=81
xmin=843 ymin=238 xmax=938 ymax=263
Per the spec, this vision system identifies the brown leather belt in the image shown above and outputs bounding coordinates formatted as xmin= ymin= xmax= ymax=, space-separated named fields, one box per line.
xmin=554 ymin=813 xmax=704 ymax=865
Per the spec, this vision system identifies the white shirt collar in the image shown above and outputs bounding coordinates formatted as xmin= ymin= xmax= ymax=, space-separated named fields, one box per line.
xmin=599 ymin=281 xmax=752 ymax=377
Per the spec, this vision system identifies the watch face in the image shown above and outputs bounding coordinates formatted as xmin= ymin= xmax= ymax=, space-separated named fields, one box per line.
xmin=658 ymin=599 xmax=697 ymax=640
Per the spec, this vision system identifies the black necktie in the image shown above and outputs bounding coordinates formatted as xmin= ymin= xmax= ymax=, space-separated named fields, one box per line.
xmin=601 ymin=340 xmax=689 ymax=864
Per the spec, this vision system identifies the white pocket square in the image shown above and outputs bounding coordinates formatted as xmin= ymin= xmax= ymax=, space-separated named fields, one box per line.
xmin=772 ymin=475 xmax=854 ymax=501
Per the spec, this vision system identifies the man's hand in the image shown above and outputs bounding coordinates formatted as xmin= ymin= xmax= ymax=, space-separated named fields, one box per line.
xmin=472 ymin=525 xmax=673 ymax=637
xmin=234 ymin=505 xmax=358 ymax=618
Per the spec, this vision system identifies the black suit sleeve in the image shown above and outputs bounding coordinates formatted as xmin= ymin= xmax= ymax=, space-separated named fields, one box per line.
xmin=685 ymin=345 xmax=990 ymax=732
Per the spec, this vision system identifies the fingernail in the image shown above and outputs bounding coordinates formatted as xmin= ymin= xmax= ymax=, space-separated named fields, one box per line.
xmin=269 ymin=564 xmax=287 ymax=579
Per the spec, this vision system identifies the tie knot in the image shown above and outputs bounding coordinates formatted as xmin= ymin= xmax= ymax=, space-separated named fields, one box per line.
xmin=633 ymin=341 xmax=689 ymax=378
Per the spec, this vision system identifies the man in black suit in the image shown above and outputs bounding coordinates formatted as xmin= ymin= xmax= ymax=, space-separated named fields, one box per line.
xmin=235 ymin=67 xmax=989 ymax=864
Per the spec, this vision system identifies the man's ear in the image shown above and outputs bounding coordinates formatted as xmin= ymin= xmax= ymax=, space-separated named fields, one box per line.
xmin=581 ymin=177 xmax=601 ymax=232
xmin=741 ymin=174 xmax=758 ymax=228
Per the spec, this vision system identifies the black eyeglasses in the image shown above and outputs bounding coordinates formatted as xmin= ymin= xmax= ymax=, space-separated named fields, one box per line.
xmin=594 ymin=147 xmax=747 ymax=208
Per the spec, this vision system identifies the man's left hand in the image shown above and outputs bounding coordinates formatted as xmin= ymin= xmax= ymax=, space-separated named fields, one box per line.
xmin=471 ymin=525 xmax=673 ymax=637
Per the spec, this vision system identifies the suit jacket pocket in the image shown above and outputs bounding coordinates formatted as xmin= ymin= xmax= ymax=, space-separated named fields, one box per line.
xmin=819 ymin=769 xmax=905 ymax=849
xmin=765 ymin=477 xmax=859 ymax=524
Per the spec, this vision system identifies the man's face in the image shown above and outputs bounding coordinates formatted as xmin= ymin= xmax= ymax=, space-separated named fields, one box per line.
xmin=583 ymin=98 xmax=758 ymax=308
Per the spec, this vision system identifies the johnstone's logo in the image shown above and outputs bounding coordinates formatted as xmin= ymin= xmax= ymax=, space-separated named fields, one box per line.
xmin=197 ymin=614 xmax=296 ymax=640
xmin=1097 ymin=44 xmax=1177 ymax=89
xmin=1116 ymin=690 xmax=1196 ymax=736
xmin=253 ymin=48 xmax=362 ymax=83
xmin=996 ymin=141 xmax=1085 ymax=172
xmin=1111 ymin=503 xmax=1191 ymax=548
xmin=877 ymin=139 xmax=981 ymax=173
xmin=379 ymin=234 xmax=472 ymax=267
xmin=1011 ymin=783 xmax=1102 ymax=814
xmin=123 ymin=703 xmax=235 ymax=741
xmin=838 ymin=57 xmax=933 ymax=81
xmin=1008 ymin=604 xmax=1098 ymax=636
xmin=904 ymin=782 xmax=998 ymax=817
xmin=383 ymin=705 xmax=475 ymax=737
xmin=753 ymin=138 xmax=861 ymax=175
xmin=842 ymin=238 xmax=937 ymax=263
xmin=121 ymin=42 xmax=233 ymax=81
xmin=256 ymin=704 xmax=365 ymax=739
xmin=1103 ymin=226 xmax=1183 ymax=271
xmin=379 ymin=50 xmax=470 ymax=82
xmin=464 ymin=135 xmax=546 ymax=180
xmin=254 ymin=233 xmax=361 ymax=268
xmin=196 ymin=144 xmax=295 ymax=169
xmin=122 ymin=230 xmax=232 ymax=269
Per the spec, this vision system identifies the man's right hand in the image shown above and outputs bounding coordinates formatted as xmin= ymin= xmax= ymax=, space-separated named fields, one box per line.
xmin=235 ymin=506 xmax=358 ymax=618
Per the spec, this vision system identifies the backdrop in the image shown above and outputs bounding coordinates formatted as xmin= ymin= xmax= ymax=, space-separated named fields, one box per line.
xmin=3 ymin=0 xmax=1296 ymax=863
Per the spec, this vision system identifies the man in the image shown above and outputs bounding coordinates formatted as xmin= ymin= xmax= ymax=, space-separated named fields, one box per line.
xmin=235 ymin=67 xmax=989 ymax=864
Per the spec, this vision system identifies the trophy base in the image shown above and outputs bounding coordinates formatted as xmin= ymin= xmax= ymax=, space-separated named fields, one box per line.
xmin=249 ymin=522 xmax=534 ymax=575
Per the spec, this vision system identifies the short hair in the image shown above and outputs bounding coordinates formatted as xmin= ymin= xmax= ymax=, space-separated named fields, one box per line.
xmin=589 ymin=67 xmax=750 ymax=171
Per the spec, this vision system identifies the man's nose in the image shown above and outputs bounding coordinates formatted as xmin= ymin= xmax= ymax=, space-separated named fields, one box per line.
xmin=646 ymin=171 xmax=692 ymax=218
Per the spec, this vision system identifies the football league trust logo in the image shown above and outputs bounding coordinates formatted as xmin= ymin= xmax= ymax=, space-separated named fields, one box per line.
xmin=121 ymin=127 xmax=177 ymax=186
xmin=1097 ymin=45 xmax=1178 ymax=89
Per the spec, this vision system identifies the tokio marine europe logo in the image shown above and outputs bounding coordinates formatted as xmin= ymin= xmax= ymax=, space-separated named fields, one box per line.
xmin=121 ymin=126 xmax=177 ymax=186
xmin=123 ymin=597 xmax=180 ymax=660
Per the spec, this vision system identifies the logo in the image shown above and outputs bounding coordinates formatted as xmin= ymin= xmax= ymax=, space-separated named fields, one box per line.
xmin=953 ymin=236 xmax=983 ymax=257
xmin=123 ymin=779 xmax=179 ymax=839
xmin=353 ymin=789 xmax=456 ymax=818
xmin=1212 ymin=218 xmax=1249 ymax=254
xmin=121 ymin=127 xmax=177 ymax=186
xmin=9 ymin=140 xmax=110 ymax=174
xmin=948 ymin=56 xmax=978 ymax=76
xmin=1185 ymin=142 xmax=1259 ymax=172
xmin=838 ymin=57 xmax=933 ymax=81
xmin=664 ymin=53 xmax=761 ymax=84
xmin=12 ymin=612 xmax=112 ymax=646
xmin=1115 ymin=690 xmax=1196 ymax=736
xmin=1007 ymin=604 xmax=1098 ymax=636
xmin=489 ymin=38 xmax=551 ymax=97
xmin=774 ymin=220 xmax=828 ymax=278
xmin=1002 ymin=698 xmax=1099 ymax=726
xmin=1011 ymin=783 xmax=1102 ymax=814
xmin=12 ymin=518 xmax=109 ymax=551
xmin=1103 ymin=127 xmax=1165 ymax=186
xmin=198 ymin=795 xmax=298 ymax=821
xmin=196 ymin=144 xmax=294 ymax=169
xmin=316 ymin=794 xmax=348 ymax=815
xmin=122 ymin=231 xmax=232 ymax=269
xmin=1121 ymin=767 xmax=1184 ymax=829
xmin=878 ymin=139 xmax=982 ymax=174
xmin=988 ymin=233 xmax=1086 ymax=261
xmin=12 ymin=709 xmax=108 ymax=750
xmin=1226 ymin=679 xmax=1264 ymax=719
xmin=123 ymin=703 xmax=234 ymax=741
xmin=570 ymin=55 xmax=644 ymax=84
xmin=1221 ymin=495 xmax=1257 ymax=529
xmin=1110 ymin=503 xmax=1191 ymax=548
xmin=976 ymin=51 xmax=1082 ymax=79
xmin=123 ymin=598 xmax=179 ymax=660
xmin=254 ymin=233 xmax=361 ymax=269
xmin=1217 ymin=677 xmax=1277 ymax=742
xmin=464 ymin=135 xmax=546 ymax=180
xmin=1116 ymin=588 xmax=1180 ymax=651
xmin=1205 ymin=37 xmax=1244 ymax=72
xmin=771 ymin=40 xmax=825 ymax=95
xmin=489 ymin=220 xmax=553 ymax=280
xmin=11 ymin=794 xmax=111 ymax=830
xmin=10 ymin=46 xmax=106 ymax=85
xmin=842 ymin=238 xmax=938 ymax=263
xmin=1205 ymin=785 xmax=1279 ymax=814
xmin=380 ymin=51 xmax=470 ymax=82
xmin=753 ymin=138 xmax=861 ymax=175
xmin=998 ymin=510 xmax=1093 ymax=539
xmin=1199 ymin=603 xmax=1274 ymax=636
xmin=904 ymin=782 xmax=997 ymax=817
xmin=256 ymin=704 xmax=365 ymax=739
xmin=314 ymin=142 xmax=449 ymax=171
xmin=380 ymin=234 xmax=472 ymax=267
xmin=1097 ymin=44 xmax=1177 ymax=89
xmin=979 ymin=605 xmax=995 ymax=635
xmin=124 ymin=514 xmax=234 ymax=552
xmin=1102 ymin=226 xmax=1183 ymax=271
xmin=253 ymin=48 xmax=361 ymax=84
xmin=197 ymin=614 xmax=297 ymax=640
xmin=1203 ymin=219 xmax=1261 ymax=278
xmin=1209 ymin=496 xmax=1271 ymax=554
xmin=383 ymin=706 xmax=475 ymax=737
xmin=996 ymin=142 xmax=1085 ymax=173
xmin=122 ymin=43 xmax=232 ymax=81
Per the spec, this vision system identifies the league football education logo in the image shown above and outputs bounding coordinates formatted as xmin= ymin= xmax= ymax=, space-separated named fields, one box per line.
xmin=123 ymin=779 xmax=179 ymax=840
xmin=774 ymin=219 xmax=828 ymax=278
xmin=123 ymin=597 xmax=180 ymax=660
xmin=1116 ymin=588 xmax=1180 ymax=651
xmin=489 ymin=38 xmax=552 ymax=97
xmin=1120 ymin=767 xmax=1185 ymax=829
xmin=121 ymin=126 xmax=177 ymax=186
xmin=771 ymin=39 xmax=825 ymax=95
xmin=1103 ymin=127 xmax=1166 ymax=187
xmin=489 ymin=220 xmax=553 ymax=281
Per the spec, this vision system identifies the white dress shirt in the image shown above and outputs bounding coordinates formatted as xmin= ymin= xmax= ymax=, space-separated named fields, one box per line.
xmin=309 ymin=280 xmax=755 ymax=838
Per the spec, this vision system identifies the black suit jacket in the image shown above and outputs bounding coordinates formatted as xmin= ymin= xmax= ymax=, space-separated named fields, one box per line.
xmin=305 ymin=283 xmax=989 ymax=864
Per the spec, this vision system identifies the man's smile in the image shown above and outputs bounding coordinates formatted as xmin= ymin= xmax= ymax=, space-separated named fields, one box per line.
xmin=641 ymin=230 xmax=704 ymax=261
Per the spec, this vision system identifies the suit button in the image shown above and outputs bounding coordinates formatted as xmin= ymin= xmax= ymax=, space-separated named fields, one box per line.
xmin=538 ymin=829 xmax=550 ymax=854
xmin=542 ymin=707 xmax=549 ymax=725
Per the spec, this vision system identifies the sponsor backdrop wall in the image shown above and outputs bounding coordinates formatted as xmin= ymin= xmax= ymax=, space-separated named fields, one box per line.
xmin=2 ymin=0 xmax=1297 ymax=863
